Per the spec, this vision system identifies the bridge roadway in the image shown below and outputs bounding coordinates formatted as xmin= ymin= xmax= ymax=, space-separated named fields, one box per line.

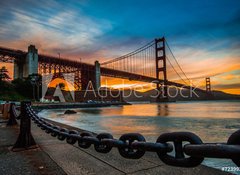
xmin=0 ymin=46 xmax=206 ymax=93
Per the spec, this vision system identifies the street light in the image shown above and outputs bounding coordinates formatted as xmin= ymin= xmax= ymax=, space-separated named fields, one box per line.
xmin=30 ymin=77 xmax=36 ymax=101
xmin=30 ymin=74 xmax=40 ymax=102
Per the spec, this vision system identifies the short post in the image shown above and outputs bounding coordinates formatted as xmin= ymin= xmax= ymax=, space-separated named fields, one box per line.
xmin=0 ymin=103 xmax=3 ymax=114
xmin=12 ymin=101 xmax=37 ymax=151
xmin=6 ymin=103 xmax=18 ymax=126
xmin=2 ymin=103 xmax=10 ymax=119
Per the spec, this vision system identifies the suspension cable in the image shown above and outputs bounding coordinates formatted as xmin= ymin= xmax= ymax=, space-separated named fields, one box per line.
xmin=166 ymin=56 xmax=188 ymax=85
xmin=101 ymin=40 xmax=155 ymax=65
xmin=165 ymin=41 xmax=193 ymax=86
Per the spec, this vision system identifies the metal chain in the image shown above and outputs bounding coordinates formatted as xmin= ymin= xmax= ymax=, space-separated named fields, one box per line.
xmin=25 ymin=105 xmax=240 ymax=167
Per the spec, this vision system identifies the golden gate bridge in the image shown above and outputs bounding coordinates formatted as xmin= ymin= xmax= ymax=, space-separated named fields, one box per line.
xmin=0 ymin=37 xmax=210 ymax=101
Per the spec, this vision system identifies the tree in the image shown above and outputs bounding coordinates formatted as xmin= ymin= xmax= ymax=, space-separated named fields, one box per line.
xmin=12 ymin=78 xmax=33 ymax=99
xmin=0 ymin=66 xmax=11 ymax=81
xmin=57 ymin=83 xmax=65 ymax=90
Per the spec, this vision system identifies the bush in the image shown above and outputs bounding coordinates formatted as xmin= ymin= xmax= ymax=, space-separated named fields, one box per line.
xmin=12 ymin=78 xmax=33 ymax=99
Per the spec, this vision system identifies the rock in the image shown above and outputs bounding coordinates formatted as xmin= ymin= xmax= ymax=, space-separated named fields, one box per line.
xmin=64 ymin=110 xmax=77 ymax=114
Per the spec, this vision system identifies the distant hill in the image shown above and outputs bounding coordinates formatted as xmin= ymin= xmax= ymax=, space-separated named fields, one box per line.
xmin=44 ymin=87 xmax=240 ymax=103
xmin=122 ymin=87 xmax=240 ymax=102
xmin=212 ymin=90 xmax=240 ymax=100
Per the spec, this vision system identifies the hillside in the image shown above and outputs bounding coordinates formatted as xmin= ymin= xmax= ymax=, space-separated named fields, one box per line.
xmin=122 ymin=87 xmax=240 ymax=102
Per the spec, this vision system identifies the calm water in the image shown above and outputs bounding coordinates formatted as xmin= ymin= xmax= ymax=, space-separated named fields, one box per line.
xmin=38 ymin=100 xmax=240 ymax=173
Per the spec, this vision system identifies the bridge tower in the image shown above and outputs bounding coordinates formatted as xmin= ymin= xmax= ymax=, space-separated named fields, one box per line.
xmin=206 ymin=77 xmax=214 ymax=99
xmin=155 ymin=37 xmax=168 ymax=101
xmin=95 ymin=61 xmax=101 ymax=90
xmin=14 ymin=45 xmax=38 ymax=79
xmin=80 ymin=61 xmax=101 ymax=91
xmin=206 ymin=77 xmax=211 ymax=93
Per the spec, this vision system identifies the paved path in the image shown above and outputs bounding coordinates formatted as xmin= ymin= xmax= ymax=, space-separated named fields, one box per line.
xmin=0 ymin=115 xmax=233 ymax=175
xmin=0 ymin=121 xmax=66 ymax=175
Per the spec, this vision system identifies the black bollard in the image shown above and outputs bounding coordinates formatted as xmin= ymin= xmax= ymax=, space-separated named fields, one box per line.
xmin=12 ymin=101 xmax=37 ymax=151
xmin=6 ymin=103 xmax=18 ymax=126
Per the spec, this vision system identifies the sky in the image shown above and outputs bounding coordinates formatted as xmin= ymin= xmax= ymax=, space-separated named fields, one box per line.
xmin=0 ymin=0 xmax=240 ymax=94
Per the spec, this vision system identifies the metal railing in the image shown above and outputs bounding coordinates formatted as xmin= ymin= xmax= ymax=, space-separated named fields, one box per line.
xmin=11 ymin=102 xmax=240 ymax=167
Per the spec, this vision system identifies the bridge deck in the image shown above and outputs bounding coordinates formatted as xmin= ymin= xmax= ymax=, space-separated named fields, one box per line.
xmin=0 ymin=46 xmax=206 ymax=93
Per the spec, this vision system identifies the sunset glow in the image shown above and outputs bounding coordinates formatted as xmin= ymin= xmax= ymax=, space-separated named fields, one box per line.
xmin=0 ymin=0 xmax=239 ymax=95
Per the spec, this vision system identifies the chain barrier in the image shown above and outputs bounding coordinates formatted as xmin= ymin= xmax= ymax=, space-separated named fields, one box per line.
xmin=24 ymin=104 xmax=240 ymax=167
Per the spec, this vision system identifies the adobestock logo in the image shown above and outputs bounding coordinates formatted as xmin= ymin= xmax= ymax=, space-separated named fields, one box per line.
xmin=41 ymin=73 xmax=75 ymax=102
xmin=84 ymin=80 xmax=200 ymax=99
xmin=41 ymin=76 xmax=201 ymax=102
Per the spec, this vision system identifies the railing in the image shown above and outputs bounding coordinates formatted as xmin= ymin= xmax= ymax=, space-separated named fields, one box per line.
xmin=9 ymin=102 xmax=240 ymax=167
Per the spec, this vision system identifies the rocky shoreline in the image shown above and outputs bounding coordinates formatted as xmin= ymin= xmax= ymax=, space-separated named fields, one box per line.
xmin=32 ymin=101 xmax=130 ymax=110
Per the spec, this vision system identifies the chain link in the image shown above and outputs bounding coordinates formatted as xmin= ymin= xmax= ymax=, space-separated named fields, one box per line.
xmin=25 ymin=104 xmax=240 ymax=167
xmin=156 ymin=132 xmax=204 ymax=167
xmin=227 ymin=129 xmax=240 ymax=166
xmin=94 ymin=133 xmax=114 ymax=153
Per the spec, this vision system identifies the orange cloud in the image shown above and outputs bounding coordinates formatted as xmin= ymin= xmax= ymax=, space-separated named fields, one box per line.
xmin=101 ymin=76 xmax=155 ymax=92
xmin=222 ymin=89 xmax=240 ymax=95
xmin=221 ymin=74 xmax=240 ymax=80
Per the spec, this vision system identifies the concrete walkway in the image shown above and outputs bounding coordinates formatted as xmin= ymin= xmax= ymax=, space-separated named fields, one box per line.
xmin=0 ymin=116 xmax=233 ymax=175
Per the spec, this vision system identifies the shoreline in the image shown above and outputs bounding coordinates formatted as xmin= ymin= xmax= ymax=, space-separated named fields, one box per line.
xmin=0 ymin=112 xmax=232 ymax=175
xmin=38 ymin=117 xmax=232 ymax=175
xmin=32 ymin=101 xmax=131 ymax=110
xmin=43 ymin=117 xmax=97 ymax=136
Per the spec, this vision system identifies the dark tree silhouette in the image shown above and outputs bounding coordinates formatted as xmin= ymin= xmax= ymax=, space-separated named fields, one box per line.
xmin=0 ymin=66 xmax=11 ymax=81
xmin=57 ymin=82 xmax=65 ymax=90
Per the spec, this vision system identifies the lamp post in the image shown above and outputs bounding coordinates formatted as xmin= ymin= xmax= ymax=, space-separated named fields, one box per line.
xmin=30 ymin=74 xmax=40 ymax=102
xmin=30 ymin=77 xmax=36 ymax=101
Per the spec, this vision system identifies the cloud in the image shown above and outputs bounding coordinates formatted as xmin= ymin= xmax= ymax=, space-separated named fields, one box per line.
xmin=0 ymin=3 xmax=113 ymax=62
xmin=213 ymin=83 xmax=240 ymax=90
xmin=165 ymin=43 xmax=240 ymax=80
xmin=0 ymin=0 xmax=239 ymax=94
xmin=220 ymin=74 xmax=240 ymax=80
